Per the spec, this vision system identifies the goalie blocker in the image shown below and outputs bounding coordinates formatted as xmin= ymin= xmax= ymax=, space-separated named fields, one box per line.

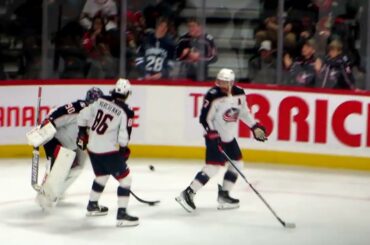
xmin=36 ymin=146 xmax=76 ymax=209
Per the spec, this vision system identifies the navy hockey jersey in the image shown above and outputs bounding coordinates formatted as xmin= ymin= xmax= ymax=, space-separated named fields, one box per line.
xmin=135 ymin=31 xmax=175 ymax=78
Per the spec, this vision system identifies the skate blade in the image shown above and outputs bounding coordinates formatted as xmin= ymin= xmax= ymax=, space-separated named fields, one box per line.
xmin=116 ymin=220 xmax=139 ymax=227
xmin=86 ymin=211 xmax=108 ymax=217
xmin=175 ymin=196 xmax=194 ymax=213
xmin=217 ymin=203 xmax=240 ymax=210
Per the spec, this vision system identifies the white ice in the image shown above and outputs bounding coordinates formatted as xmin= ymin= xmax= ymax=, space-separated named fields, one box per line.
xmin=0 ymin=158 xmax=370 ymax=245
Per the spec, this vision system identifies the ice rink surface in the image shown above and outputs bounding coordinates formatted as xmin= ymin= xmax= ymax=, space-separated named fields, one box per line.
xmin=0 ymin=158 xmax=370 ymax=245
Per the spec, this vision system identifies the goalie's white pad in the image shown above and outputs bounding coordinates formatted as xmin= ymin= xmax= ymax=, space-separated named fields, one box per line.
xmin=41 ymin=147 xmax=76 ymax=203
xmin=26 ymin=122 xmax=57 ymax=147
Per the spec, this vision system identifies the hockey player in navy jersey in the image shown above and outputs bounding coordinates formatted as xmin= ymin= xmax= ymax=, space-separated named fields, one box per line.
xmin=30 ymin=87 xmax=104 ymax=209
xmin=135 ymin=17 xmax=175 ymax=80
xmin=77 ymin=78 xmax=139 ymax=227
xmin=176 ymin=68 xmax=267 ymax=212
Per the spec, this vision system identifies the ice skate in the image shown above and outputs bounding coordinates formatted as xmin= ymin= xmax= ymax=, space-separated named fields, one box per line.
xmin=175 ymin=187 xmax=196 ymax=212
xmin=116 ymin=208 xmax=139 ymax=227
xmin=217 ymin=184 xmax=240 ymax=210
xmin=86 ymin=201 xmax=109 ymax=216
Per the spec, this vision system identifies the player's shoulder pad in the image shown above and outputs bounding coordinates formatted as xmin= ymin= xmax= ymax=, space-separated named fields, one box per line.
xmin=205 ymin=86 xmax=224 ymax=101
xmin=74 ymin=100 xmax=88 ymax=111
xmin=101 ymin=95 xmax=113 ymax=102
xmin=115 ymin=100 xmax=134 ymax=118
xmin=231 ymin=86 xmax=245 ymax=96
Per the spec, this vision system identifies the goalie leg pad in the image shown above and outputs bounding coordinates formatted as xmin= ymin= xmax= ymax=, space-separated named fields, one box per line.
xmin=41 ymin=147 xmax=76 ymax=203
xmin=35 ymin=191 xmax=54 ymax=211
xmin=57 ymin=149 xmax=87 ymax=197
xmin=26 ymin=122 xmax=57 ymax=147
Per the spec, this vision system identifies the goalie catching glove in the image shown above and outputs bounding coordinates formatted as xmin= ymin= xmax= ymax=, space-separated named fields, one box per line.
xmin=76 ymin=126 xmax=89 ymax=150
xmin=251 ymin=123 xmax=267 ymax=142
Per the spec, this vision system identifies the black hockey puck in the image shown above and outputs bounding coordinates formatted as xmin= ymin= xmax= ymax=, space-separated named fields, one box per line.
xmin=149 ymin=165 xmax=155 ymax=171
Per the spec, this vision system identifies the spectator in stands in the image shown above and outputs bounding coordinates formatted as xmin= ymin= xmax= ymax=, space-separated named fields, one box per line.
xmin=248 ymin=40 xmax=276 ymax=84
xmin=127 ymin=11 xmax=146 ymax=47
xmin=55 ymin=21 xmax=88 ymax=79
xmin=283 ymin=39 xmax=321 ymax=87
xmin=176 ymin=18 xmax=218 ymax=81
xmin=142 ymin=0 xmax=186 ymax=38
xmin=319 ymin=39 xmax=355 ymax=89
xmin=79 ymin=0 xmax=118 ymax=31
xmin=12 ymin=0 xmax=43 ymax=79
xmin=135 ymin=18 xmax=175 ymax=80
xmin=82 ymin=15 xmax=117 ymax=78
xmin=296 ymin=15 xmax=317 ymax=50
xmin=256 ymin=0 xmax=318 ymax=54
xmin=22 ymin=36 xmax=42 ymax=79
xmin=326 ymin=2 xmax=361 ymax=69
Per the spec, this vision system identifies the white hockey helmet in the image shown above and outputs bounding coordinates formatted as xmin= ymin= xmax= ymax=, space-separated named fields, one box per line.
xmin=112 ymin=78 xmax=132 ymax=99
xmin=216 ymin=68 xmax=235 ymax=88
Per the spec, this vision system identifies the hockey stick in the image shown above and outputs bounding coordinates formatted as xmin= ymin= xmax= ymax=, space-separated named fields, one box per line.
xmin=220 ymin=149 xmax=296 ymax=229
xmin=130 ymin=190 xmax=160 ymax=206
xmin=31 ymin=87 xmax=42 ymax=192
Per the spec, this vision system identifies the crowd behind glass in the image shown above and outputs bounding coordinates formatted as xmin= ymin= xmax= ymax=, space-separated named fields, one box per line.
xmin=0 ymin=0 xmax=367 ymax=90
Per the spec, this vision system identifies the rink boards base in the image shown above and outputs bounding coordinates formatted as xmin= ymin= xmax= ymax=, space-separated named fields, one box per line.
xmin=1 ymin=144 xmax=369 ymax=171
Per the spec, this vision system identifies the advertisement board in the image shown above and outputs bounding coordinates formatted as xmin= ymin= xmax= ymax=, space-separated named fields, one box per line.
xmin=1 ymin=80 xmax=370 ymax=168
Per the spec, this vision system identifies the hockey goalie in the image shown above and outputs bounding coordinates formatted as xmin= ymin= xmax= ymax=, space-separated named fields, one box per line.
xmin=26 ymin=87 xmax=103 ymax=210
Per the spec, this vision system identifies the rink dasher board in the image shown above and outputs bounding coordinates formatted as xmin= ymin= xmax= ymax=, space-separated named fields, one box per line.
xmin=0 ymin=80 xmax=369 ymax=170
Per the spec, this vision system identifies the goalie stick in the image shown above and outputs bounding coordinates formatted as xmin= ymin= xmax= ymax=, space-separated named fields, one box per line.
xmin=220 ymin=149 xmax=296 ymax=229
xmin=130 ymin=190 xmax=160 ymax=206
xmin=31 ymin=87 xmax=42 ymax=192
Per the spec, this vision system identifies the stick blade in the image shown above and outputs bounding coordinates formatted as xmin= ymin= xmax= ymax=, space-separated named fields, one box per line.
xmin=284 ymin=222 xmax=296 ymax=229
xmin=148 ymin=200 xmax=160 ymax=206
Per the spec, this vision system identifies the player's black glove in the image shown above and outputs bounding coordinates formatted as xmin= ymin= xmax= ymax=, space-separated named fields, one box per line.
xmin=205 ymin=130 xmax=223 ymax=152
xmin=251 ymin=123 xmax=267 ymax=142
xmin=77 ymin=126 xmax=88 ymax=150
xmin=119 ymin=146 xmax=131 ymax=160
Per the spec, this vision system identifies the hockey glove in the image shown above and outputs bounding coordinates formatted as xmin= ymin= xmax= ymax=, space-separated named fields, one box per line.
xmin=251 ymin=124 xmax=267 ymax=142
xmin=205 ymin=130 xmax=223 ymax=152
xmin=77 ymin=127 xmax=88 ymax=150
xmin=119 ymin=146 xmax=131 ymax=160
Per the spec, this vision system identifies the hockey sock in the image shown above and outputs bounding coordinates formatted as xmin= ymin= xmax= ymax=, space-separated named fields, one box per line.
xmin=117 ymin=175 xmax=132 ymax=208
xmin=89 ymin=175 xmax=109 ymax=202
xmin=222 ymin=161 xmax=243 ymax=192
xmin=222 ymin=171 xmax=238 ymax=192
xmin=190 ymin=165 xmax=219 ymax=193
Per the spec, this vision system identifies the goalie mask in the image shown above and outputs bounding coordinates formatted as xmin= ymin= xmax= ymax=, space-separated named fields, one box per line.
xmin=85 ymin=87 xmax=103 ymax=104
xmin=111 ymin=78 xmax=132 ymax=100
xmin=215 ymin=68 xmax=235 ymax=92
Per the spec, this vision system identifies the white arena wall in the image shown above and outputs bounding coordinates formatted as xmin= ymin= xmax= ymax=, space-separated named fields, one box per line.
xmin=1 ymin=80 xmax=370 ymax=170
